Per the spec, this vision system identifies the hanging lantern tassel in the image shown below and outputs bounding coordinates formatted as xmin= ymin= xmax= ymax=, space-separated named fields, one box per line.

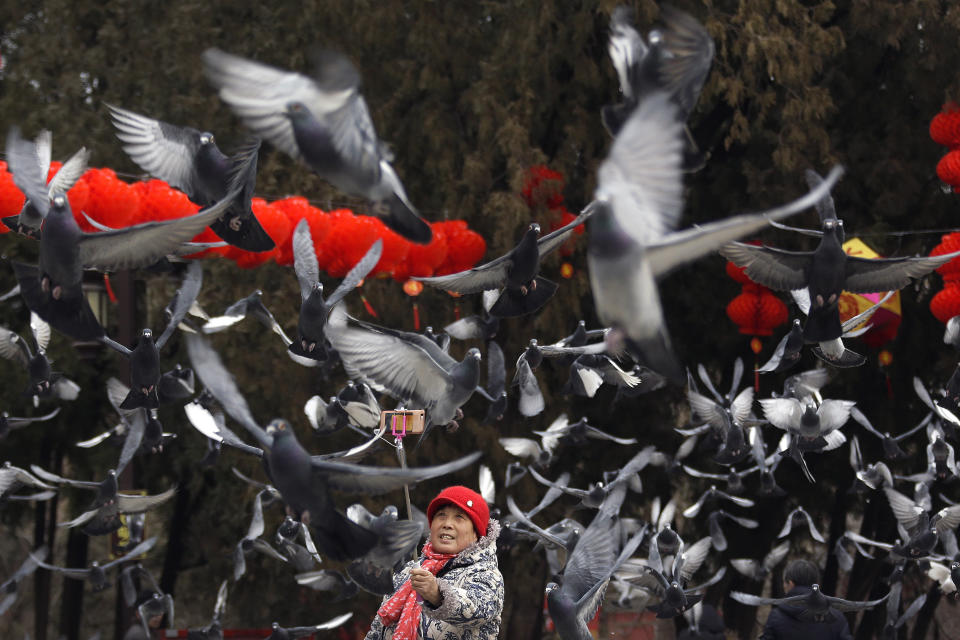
xmin=360 ymin=293 xmax=378 ymax=319
xmin=878 ymin=349 xmax=894 ymax=399
xmin=103 ymin=273 xmax=118 ymax=304
xmin=402 ymin=279 xmax=423 ymax=330
xmin=750 ymin=337 xmax=763 ymax=393
xmin=453 ymin=302 xmax=461 ymax=321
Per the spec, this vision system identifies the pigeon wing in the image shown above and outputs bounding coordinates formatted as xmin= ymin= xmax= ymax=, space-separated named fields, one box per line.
xmin=414 ymin=257 xmax=512 ymax=295
xmin=184 ymin=333 xmax=270 ymax=449
xmin=719 ymin=243 xmax=811 ymax=291
xmin=156 ymin=260 xmax=204 ymax=349
xmin=325 ymin=308 xmax=456 ymax=408
xmin=883 ymin=487 xmax=923 ymax=531
xmin=536 ymin=205 xmax=594 ymax=257
xmin=0 ymin=328 xmax=30 ymax=367
xmin=817 ymin=400 xmax=855 ymax=434
xmin=292 ymin=219 xmax=320 ymax=300
xmin=595 ymin=92 xmax=684 ymax=246
xmin=844 ymin=252 xmax=960 ymax=294
xmin=6 ymin=127 xmax=50 ymax=218
xmin=312 ymin=451 xmax=481 ymax=496
xmin=657 ymin=5 xmax=715 ymax=120
xmin=115 ymin=486 xmax=177 ymax=514
xmin=202 ymin=49 xmax=324 ymax=160
xmin=105 ymin=104 xmax=203 ymax=195
xmin=325 ymin=240 xmax=383 ymax=308
xmin=78 ymin=192 xmax=237 ymax=272
xmin=760 ymin=398 xmax=803 ymax=432
xmin=646 ymin=164 xmax=840 ymax=279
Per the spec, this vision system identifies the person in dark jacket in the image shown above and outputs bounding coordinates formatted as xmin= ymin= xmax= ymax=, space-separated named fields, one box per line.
xmin=760 ymin=560 xmax=852 ymax=640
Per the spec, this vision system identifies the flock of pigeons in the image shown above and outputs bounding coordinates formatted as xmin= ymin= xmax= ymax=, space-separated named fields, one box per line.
xmin=2 ymin=4 xmax=960 ymax=640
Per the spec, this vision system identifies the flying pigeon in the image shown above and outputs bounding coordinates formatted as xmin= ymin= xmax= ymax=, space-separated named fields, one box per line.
xmin=31 ymin=537 xmax=157 ymax=592
xmin=586 ymin=92 xmax=842 ymax=382
xmin=0 ymin=313 xmax=79 ymax=406
xmin=730 ymin=583 xmax=887 ymax=622
xmin=202 ymin=290 xmax=293 ymax=346
xmin=721 ymin=169 xmax=960 ymax=346
xmin=3 ymin=128 xmax=89 ymax=237
xmin=289 ymin=219 xmax=382 ymax=365
xmin=414 ymin=209 xmax=592 ymax=318
xmin=602 ymin=5 xmax=714 ymax=171
xmin=105 ymin=103 xmax=273 ymax=251
xmin=730 ymin=540 xmax=791 ymax=582
xmin=7 ymin=126 xmax=240 ymax=341
xmin=202 ymin=48 xmax=432 ymax=244
xmin=100 ymin=260 xmax=203 ymax=409
xmin=0 ymin=546 xmax=48 ymax=615
xmin=324 ymin=305 xmax=482 ymax=434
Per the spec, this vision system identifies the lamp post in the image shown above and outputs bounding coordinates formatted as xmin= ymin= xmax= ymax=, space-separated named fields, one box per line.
xmin=72 ymin=272 xmax=110 ymax=360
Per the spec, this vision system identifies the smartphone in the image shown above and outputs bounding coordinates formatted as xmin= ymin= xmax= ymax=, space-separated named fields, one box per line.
xmin=380 ymin=409 xmax=426 ymax=436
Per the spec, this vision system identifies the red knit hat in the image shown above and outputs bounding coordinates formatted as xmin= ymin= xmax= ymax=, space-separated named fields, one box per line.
xmin=427 ymin=486 xmax=489 ymax=537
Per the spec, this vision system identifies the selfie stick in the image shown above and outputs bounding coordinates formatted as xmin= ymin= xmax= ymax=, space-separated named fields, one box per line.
xmin=391 ymin=412 xmax=416 ymax=524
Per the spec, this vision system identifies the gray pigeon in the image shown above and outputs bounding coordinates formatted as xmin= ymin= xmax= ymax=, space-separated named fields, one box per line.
xmin=3 ymin=128 xmax=89 ymax=237
xmin=602 ymin=5 xmax=714 ymax=170
xmin=31 ymin=537 xmax=157 ymax=592
xmin=0 ymin=546 xmax=48 ymax=615
xmin=8 ymin=126 xmax=239 ymax=341
xmin=324 ymin=304 xmax=482 ymax=433
xmin=414 ymin=210 xmax=592 ymax=318
xmin=202 ymin=48 xmax=431 ymax=244
xmin=202 ymin=289 xmax=293 ymax=346
xmin=289 ymin=219 xmax=382 ymax=365
xmin=105 ymin=103 xmax=273 ymax=251
xmin=722 ymin=169 xmax=960 ymax=345
xmin=0 ymin=313 xmax=79 ymax=406
xmin=29 ymin=465 xmax=176 ymax=536
xmin=265 ymin=614 xmax=353 ymax=640
xmin=233 ymin=490 xmax=288 ymax=581
xmin=544 ymin=520 xmax=646 ymax=639
xmin=730 ymin=583 xmax=887 ymax=623
xmin=100 ymin=260 xmax=203 ymax=409
xmin=586 ymin=92 xmax=843 ymax=383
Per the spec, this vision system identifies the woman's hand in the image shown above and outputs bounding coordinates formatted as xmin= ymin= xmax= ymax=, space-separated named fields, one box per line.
xmin=409 ymin=568 xmax=442 ymax=606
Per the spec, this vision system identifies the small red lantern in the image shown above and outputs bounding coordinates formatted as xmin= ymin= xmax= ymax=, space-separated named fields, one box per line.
xmin=929 ymin=232 xmax=960 ymax=323
xmin=936 ymin=151 xmax=960 ymax=188
xmin=930 ymin=102 xmax=960 ymax=149
xmin=726 ymin=283 xmax=789 ymax=336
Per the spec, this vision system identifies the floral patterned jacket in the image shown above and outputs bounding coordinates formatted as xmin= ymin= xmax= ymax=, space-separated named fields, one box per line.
xmin=365 ymin=519 xmax=504 ymax=640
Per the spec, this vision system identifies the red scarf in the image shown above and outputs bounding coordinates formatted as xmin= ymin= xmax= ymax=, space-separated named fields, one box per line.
xmin=376 ymin=542 xmax=456 ymax=640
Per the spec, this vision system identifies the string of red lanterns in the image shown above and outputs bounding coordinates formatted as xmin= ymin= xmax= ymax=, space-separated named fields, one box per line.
xmin=0 ymin=161 xmax=486 ymax=283
xmin=928 ymin=104 xmax=960 ymax=324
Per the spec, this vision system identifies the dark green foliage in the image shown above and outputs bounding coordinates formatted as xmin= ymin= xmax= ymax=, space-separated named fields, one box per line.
xmin=2 ymin=1 xmax=960 ymax=638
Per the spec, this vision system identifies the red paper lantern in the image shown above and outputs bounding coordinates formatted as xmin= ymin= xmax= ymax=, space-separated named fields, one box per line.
xmin=432 ymin=220 xmax=486 ymax=275
xmin=79 ymin=168 xmax=140 ymax=231
xmin=132 ymin=179 xmax=200 ymax=224
xmin=930 ymin=103 xmax=960 ymax=149
xmin=392 ymin=223 xmax=449 ymax=281
xmin=936 ymin=151 xmax=960 ymax=188
xmin=929 ymin=232 xmax=960 ymax=323
xmin=368 ymin=218 xmax=410 ymax=275
xmin=322 ymin=210 xmax=381 ymax=278
xmin=271 ymin=197 xmax=326 ymax=266
xmin=0 ymin=161 xmax=26 ymax=225
xmin=726 ymin=283 xmax=789 ymax=336
xmin=521 ymin=165 xmax=565 ymax=210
